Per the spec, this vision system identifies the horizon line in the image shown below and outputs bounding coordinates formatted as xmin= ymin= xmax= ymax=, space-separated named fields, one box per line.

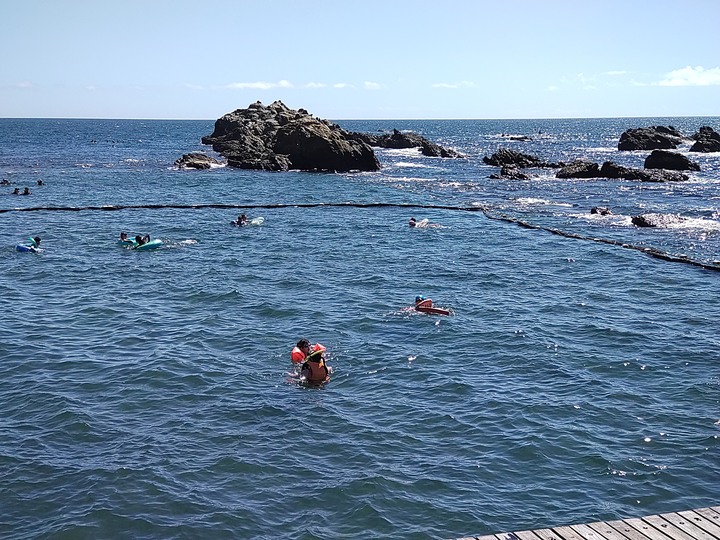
xmin=1 ymin=114 xmax=718 ymax=122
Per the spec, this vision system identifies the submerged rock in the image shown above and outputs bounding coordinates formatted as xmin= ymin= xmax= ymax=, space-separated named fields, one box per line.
xmin=489 ymin=165 xmax=530 ymax=180
xmin=175 ymin=152 xmax=224 ymax=170
xmin=631 ymin=213 xmax=687 ymax=227
xmin=201 ymin=101 xmax=380 ymax=172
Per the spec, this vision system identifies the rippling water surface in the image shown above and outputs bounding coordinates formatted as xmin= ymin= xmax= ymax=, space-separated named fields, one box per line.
xmin=1 ymin=117 xmax=719 ymax=539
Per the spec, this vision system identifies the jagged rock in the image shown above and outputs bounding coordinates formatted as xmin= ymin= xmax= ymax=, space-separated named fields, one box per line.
xmin=489 ymin=165 xmax=530 ymax=180
xmin=175 ymin=152 xmax=224 ymax=169
xmin=556 ymin=159 xmax=600 ymax=179
xmin=690 ymin=126 xmax=720 ymax=152
xmin=631 ymin=213 xmax=686 ymax=227
xmin=644 ymin=150 xmax=700 ymax=171
xmin=200 ymin=100 xmax=379 ymax=172
xmin=483 ymin=148 xmax=559 ymax=168
xmin=599 ymin=161 xmax=689 ymax=182
xmin=591 ymin=206 xmax=613 ymax=216
xmin=618 ymin=126 xmax=685 ymax=151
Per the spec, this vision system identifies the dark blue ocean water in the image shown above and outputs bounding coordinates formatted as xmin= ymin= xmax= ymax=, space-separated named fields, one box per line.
xmin=1 ymin=117 xmax=719 ymax=539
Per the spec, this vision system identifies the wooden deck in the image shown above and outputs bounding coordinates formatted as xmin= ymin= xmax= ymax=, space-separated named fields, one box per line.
xmin=458 ymin=506 xmax=720 ymax=540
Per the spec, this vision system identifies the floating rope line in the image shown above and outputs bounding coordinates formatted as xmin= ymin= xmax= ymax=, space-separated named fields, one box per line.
xmin=2 ymin=202 xmax=718 ymax=272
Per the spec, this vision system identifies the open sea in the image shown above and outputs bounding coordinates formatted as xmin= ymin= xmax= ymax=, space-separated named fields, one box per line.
xmin=1 ymin=116 xmax=719 ymax=539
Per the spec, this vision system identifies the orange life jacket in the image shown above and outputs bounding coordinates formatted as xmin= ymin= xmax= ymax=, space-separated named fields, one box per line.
xmin=290 ymin=346 xmax=306 ymax=364
xmin=291 ymin=342 xmax=325 ymax=364
xmin=302 ymin=357 xmax=329 ymax=382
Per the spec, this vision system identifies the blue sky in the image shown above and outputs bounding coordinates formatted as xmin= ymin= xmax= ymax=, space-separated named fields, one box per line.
xmin=2 ymin=0 xmax=719 ymax=119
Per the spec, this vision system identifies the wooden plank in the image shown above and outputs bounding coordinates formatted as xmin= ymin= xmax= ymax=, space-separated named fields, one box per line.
xmin=694 ymin=508 xmax=720 ymax=527
xmin=570 ymin=523 xmax=613 ymax=540
xmin=605 ymin=518 xmax=655 ymax=540
xmin=678 ymin=508 xmax=720 ymax=538
xmin=455 ymin=507 xmax=720 ymax=540
xmin=620 ymin=517 xmax=671 ymax=540
xmin=532 ymin=527 xmax=568 ymax=540
xmin=551 ymin=525 xmax=592 ymax=540
xmin=587 ymin=520 xmax=646 ymax=540
xmin=677 ymin=509 xmax=720 ymax=538
xmin=642 ymin=513 xmax=710 ymax=540
xmin=660 ymin=511 xmax=720 ymax=540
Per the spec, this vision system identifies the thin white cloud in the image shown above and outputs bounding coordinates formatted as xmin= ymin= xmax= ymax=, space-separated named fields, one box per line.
xmin=364 ymin=81 xmax=383 ymax=90
xmin=16 ymin=81 xmax=33 ymax=88
xmin=605 ymin=70 xmax=628 ymax=76
xmin=225 ymin=80 xmax=294 ymax=90
xmin=547 ymin=85 xmax=560 ymax=92
xmin=333 ymin=83 xmax=353 ymax=89
xmin=432 ymin=81 xmax=475 ymax=89
xmin=305 ymin=82 xmax=327 ymax=88
xmin=657 ymin=65 xmax=720 ymax=86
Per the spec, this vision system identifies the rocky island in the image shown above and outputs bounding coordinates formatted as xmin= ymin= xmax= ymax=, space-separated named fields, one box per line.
xmin=178 ymin=101 xmax=463 ymax=172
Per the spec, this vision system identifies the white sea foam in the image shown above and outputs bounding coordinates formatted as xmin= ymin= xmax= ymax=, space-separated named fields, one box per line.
xmin=515 ymin=197 xmax=573 ymax=207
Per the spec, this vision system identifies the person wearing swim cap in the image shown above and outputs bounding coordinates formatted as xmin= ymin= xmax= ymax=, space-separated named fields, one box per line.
xmin=414 ymin=294 xmax=433 ymax=309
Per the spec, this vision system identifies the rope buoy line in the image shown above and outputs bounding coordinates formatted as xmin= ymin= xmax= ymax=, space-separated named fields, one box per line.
xmin=3 ymin=202 xmax=718 ymax=272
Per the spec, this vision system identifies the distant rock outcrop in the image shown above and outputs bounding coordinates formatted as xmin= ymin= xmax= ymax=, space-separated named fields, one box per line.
xmin=483 ymin=148 xmax=560 ymax=168
xmin=617 ymin=126 xmax=685 ymax=151
xmin=690 ymin=126 xmax=720 ymax=152
xmin=201 ymin=101 xmax=380 ymax=172
xmin=644 ymin=150 xmax=700 ymax=171
xmin=348 ymin=129 xmax=463 ymax=158
xmin=175 ymin=152 xmax=224 ymax=170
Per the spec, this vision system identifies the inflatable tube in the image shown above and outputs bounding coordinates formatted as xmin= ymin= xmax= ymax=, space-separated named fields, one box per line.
xmin=250 ymin=217 xmax=264 ymax=225
xmin=16 ymin=244 xmax=38 ymax=253
xmin=117 ymin=239 xmax=137 ymax=247
xmin=133 ymin=239 xmax=163 ymax=251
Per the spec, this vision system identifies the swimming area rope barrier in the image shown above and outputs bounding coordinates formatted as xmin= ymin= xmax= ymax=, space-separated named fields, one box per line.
xmin=2 ymin=202 xmax=719 ymax=272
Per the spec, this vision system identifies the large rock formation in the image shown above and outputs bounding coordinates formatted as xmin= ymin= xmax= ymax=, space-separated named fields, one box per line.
xmin=617 ymin=126 xmax=685 ymax=151
xmin=556 ymin=159 xmax=600 ymax=179
xmin=690 ymin=126 xmax=720 ymax=152
xmin=201 ymin=101 xmax=380 ymax=172
xmin=644 ymin=150 xmax=700 ymax=171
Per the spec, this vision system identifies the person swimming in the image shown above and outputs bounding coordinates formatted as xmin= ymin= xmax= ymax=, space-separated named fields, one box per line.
xmin=290 ymin=339 xmax=326 ymax=364
xmin=300 ymin=348 xmax=330 ymax=383
xmin=232 ymin=214 xmax=249 ymax=226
